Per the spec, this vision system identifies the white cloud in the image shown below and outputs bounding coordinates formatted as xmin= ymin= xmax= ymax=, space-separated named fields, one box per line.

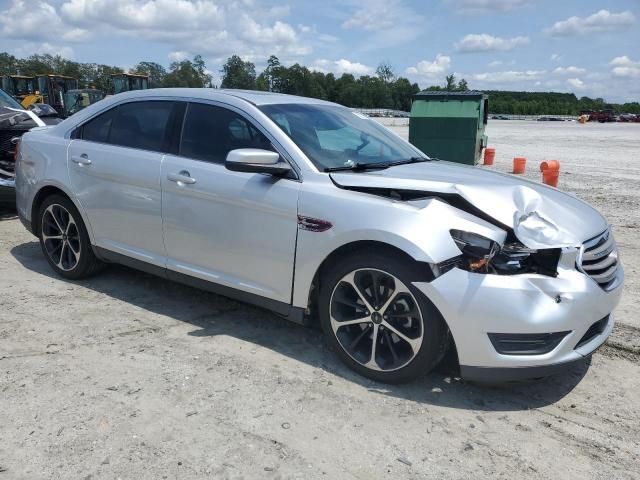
xmin=168 ymin=51 xmax=190 ymax=62
xmin=341 ymin=0 xmax=425 ymax=47
xmin=550 ymin=53 xmax=562 ymax=62
xmin=342 ymin=0 xmax=414 ymax=30
xmin=446 ymin=0 xmax=530 ymax=15
xmin=553 ymin=66 xmax=586 ymax=75
xmin=610 ymin=56 xmax=640 ymax=79
xmin=488 ymin=59 xmax=516 ymax=67
xmin=547 ymin=10 xmax=636 ymax=36
xmin=62 ymin=28 xmax=91 ymax=42
xmin=405 ymin=54 xmax=452 ymax=80
xmin=0 ymin=0 xmax=314 ymax=65
xmin=455 ymin=34 xmax=529 ymax=52
xmin=610 ymin=56 xmax=633 ymax=66
xmin=0 ymin=0 xmax=89 ymax=43
xmin=13 ymin=42 xmax=75 ymax=59
xmin=60 ymin=0 xmax=226 ymax=31
xmin=566 ymin=78 xmax=585 ymax=90
xmin=471 ymin=70 xmax=545 ymax=83
xmin=310 ymin=59 xmax=373 ymax=76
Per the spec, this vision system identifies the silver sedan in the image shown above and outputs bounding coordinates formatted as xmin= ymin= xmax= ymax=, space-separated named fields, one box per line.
xmin=15 ymin=89 xmax=623 ymax=383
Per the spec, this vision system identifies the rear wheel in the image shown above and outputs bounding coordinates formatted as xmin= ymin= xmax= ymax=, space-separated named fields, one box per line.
xmin=319 ymin=251 xmax=448 ymax=383
xmin=38 ymin=194 xmax=103 ymax=279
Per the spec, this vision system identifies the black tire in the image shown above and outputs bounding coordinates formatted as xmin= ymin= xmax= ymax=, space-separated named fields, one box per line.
xmin=319 ymin=250 xmax=449 ymax=384
xmin=38 ymin=194 xmax=103 ymax=280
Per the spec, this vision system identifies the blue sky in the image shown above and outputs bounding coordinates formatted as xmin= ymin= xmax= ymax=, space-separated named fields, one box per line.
xmin=1 ymin=0 xmax=638 ymax=101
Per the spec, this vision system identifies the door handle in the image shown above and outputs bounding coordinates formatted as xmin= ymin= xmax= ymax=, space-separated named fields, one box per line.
xmin=71 ymin=154 xmax=92 ymax=166
xmin=167 ymin=170 xmax=197 ymax=185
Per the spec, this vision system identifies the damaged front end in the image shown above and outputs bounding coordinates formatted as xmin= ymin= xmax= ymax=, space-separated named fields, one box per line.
xmin=0 ymin=108 xmax=28 ymax=205
xmin=0 ymin=103 xmax=59 ymax=205
xmin=442 ymin=229 xmax=561 ymax=277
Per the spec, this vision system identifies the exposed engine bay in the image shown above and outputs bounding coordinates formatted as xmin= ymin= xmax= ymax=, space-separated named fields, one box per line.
xmin=332 ymin=184 xmax=564 ymax=278
xmin=0 ymin=106 xmax=60 ymax=185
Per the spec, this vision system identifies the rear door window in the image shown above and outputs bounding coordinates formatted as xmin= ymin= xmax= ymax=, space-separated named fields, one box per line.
xmin=79 ymin=101 xmax=178 ymax=152
xmin=108 ymin=101 xmax=175 ymax=152
xmin=180 ymin=103 xmax=273 ymax=164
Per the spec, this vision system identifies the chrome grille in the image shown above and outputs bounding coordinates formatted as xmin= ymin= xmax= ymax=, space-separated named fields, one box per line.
xmin=578 ymin=229 xmax=619 ymax=290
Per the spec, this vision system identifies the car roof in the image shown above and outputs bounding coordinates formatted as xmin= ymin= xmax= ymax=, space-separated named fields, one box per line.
xmin=112 ymin=88 xmax=337 ymax=107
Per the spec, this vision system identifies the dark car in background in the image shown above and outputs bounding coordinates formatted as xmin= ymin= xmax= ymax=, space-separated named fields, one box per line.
xmin=1 ymin=88 xmax=61 ymax=206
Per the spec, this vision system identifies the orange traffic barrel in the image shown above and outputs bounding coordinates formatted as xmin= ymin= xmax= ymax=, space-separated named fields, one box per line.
xmin=542 ymin=169 xmax=559 ymax=187
xmin=513 ymin=157 xmax=526 ymax=174
xmin=483 ymin=148 xmax=495 ymax=165
xmin=540 ymin=160 xmax=560 ymax=172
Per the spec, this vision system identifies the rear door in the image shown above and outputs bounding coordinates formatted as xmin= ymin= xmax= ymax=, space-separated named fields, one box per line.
xmin=68 ymin=100 xmax=182 ymax=266
xmin=160 ymin=102 xmax=301 ymax=304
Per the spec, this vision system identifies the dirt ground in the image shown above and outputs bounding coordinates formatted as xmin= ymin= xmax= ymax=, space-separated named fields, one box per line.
xmin=1 ymin=120 xmax=639 ymax=479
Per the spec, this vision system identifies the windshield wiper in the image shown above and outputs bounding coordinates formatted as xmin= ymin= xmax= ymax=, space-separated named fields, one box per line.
xmin=324 ymin=161 xmax=391 ymax=172
xmin=388 ymin=156 xmax=437 ymax=166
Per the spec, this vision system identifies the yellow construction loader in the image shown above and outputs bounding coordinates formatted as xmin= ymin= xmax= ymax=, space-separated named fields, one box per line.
xmin=0 ymin=75 xmax=44 ymax=108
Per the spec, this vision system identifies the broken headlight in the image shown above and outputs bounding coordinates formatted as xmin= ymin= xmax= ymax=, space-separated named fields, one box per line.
xmin=443 ymin=230 xmax=560 ymax=276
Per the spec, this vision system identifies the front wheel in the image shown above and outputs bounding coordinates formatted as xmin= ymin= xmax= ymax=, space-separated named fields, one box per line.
xmin=319 ymin=251 xmax=448 ymax=384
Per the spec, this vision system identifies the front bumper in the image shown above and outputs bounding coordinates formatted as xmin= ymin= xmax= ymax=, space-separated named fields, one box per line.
xmin=459 ymin=356 xmax=592 ymax=382
xmin=413 ymin=251 xmax=623 ymax=380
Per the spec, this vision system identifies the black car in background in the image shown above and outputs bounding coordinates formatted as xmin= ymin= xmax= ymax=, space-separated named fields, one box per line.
xmin=0 ymin=88 xmax=61 ymax=206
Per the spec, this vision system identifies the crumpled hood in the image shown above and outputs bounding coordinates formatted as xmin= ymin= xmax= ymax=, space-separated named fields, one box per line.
xmin=330 ymin=161 xmax=607 ymax=249
xmin=0 ymin=107 xmax=46 ymax=129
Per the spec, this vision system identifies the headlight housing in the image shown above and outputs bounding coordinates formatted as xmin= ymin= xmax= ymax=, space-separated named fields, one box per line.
xmin=443 ymin=229 xmax=560 ymax=276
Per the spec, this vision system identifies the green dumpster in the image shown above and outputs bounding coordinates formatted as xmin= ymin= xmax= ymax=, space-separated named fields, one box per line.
xmin=409 ymin=91 xmax=488 ymax=165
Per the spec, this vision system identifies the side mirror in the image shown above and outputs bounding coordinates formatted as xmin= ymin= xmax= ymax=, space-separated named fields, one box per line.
xmin=225 ymin=148 xmax=291 ymax=176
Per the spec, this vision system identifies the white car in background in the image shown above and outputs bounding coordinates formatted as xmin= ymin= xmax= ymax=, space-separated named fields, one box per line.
xmin=15 ymin=89 xmax=623 ymax=383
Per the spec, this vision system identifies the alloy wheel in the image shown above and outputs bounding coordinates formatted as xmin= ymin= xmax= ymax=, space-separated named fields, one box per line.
xmin=41 ymin=204 xmax=81 ymax=271
xmin=329 ymin=268 xmax=424 ymax=371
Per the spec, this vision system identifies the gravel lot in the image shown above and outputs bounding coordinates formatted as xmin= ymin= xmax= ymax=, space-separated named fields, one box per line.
xmin=1 ymin=120 xmax=639 ymax=479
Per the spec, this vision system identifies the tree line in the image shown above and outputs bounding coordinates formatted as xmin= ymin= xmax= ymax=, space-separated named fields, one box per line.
xmin=0 ymin=51 xmax=212 ymax=94
xmin=1 ymin=51 xmax=638 ymax=114
xmin=219 ymin=55 xmax=422 ymax=111
xmin=486 ymin=90 xmax=640 ymax=115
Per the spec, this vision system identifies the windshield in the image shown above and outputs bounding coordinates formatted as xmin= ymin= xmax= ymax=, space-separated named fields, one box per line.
xmin=63 ymin=90 xmax=104 ymax=115
xmin=0 ymin=88 xmax=23 ymax=109
xmin=13 ymin=78 xmax=35 ymax=96
xmin=259 ymin=104 xmax=425 ymax=170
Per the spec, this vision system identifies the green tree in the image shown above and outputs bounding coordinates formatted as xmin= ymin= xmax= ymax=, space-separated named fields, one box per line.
xmin=80 ymin=63 xmax=124 ymax=91
xmin=334 ymin=73 xmax=359 ymax=106
xmin=220 ymin=55 xmax=256 ymax=89
xmin=131 ymin=61 xmax=167 ymax=88
xmin=261 ymin=55 xmax=285 ymax=92
xmin=0 ymin=52 xmax=19 ymax=75
xmin=165 ymin=55 xmax=212 ymax=88
xmin=376 ymin=62 xmax=395 ymax=83
xmin=456 ymin=78 xmax=469 ymax=92
xmin=445 ymin=74 xmax=456 ymax=91
xmin=390 ymin=77 xmax=420 ymax=111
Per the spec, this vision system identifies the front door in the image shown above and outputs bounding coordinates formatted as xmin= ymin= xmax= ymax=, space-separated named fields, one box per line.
xmin=68 ymin=100 xmax=179 ymax=266
xmin=161 ymin=102 xmax=301 ymax=304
